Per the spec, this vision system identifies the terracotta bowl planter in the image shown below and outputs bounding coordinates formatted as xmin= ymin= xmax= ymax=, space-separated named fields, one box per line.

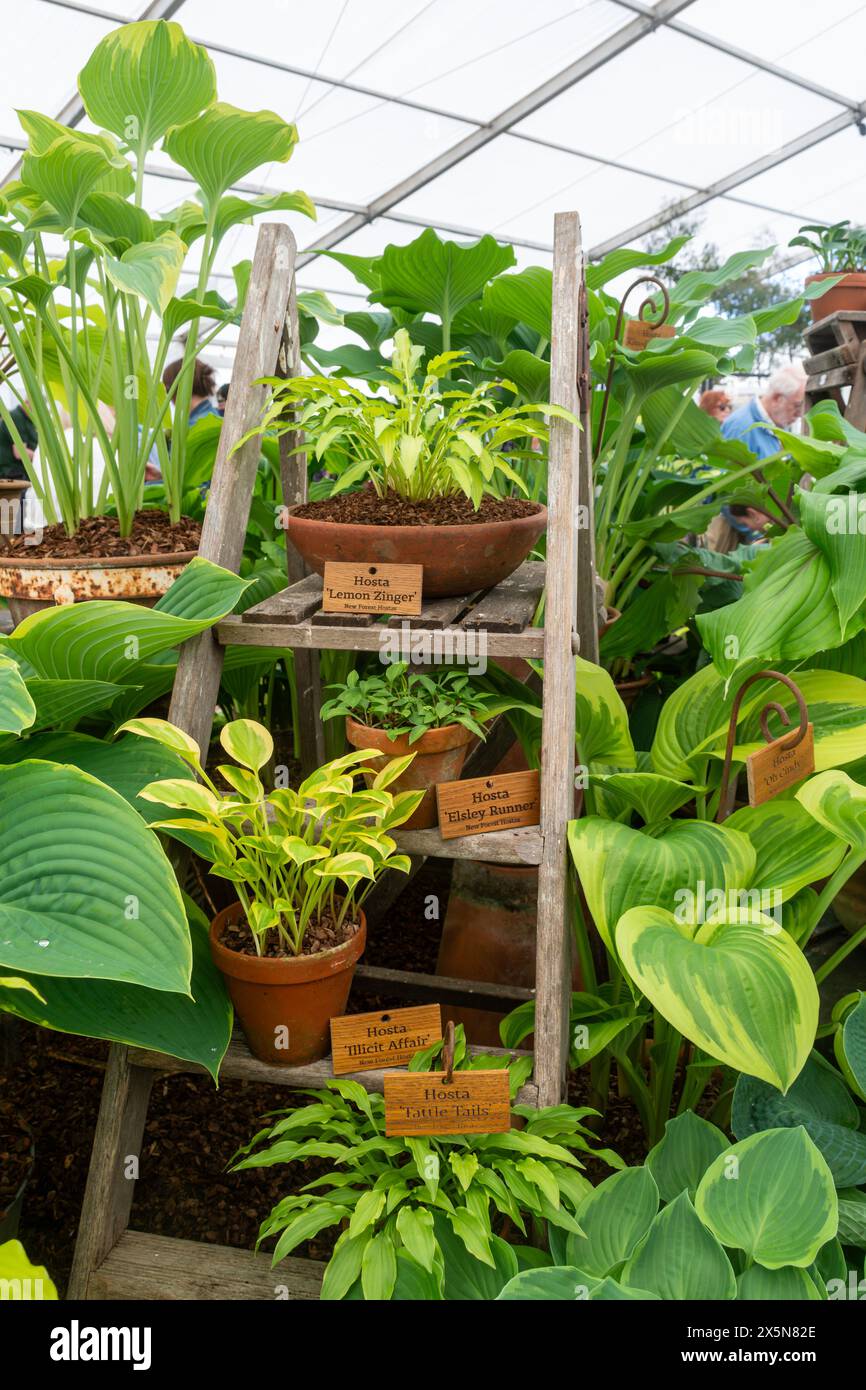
xmin=346 ymin=715 xmax=474 ymax=829
xmin=0 ymin=549 xmax=197 ymax=627
xmin=209 ymin=903 xmax=366 ymax=1066
xmin=284 ymin=502 xmax=547 ymax=598
xmin=807 ymin=271 xmax=866 ymax=322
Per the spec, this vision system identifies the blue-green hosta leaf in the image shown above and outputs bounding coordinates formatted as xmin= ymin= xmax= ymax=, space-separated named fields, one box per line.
xmin=725 ymin=802 xmax=846 ymax=902
xmin=568 ymin=816 xmax=755 ymax=957
xmin=164 ymin=103 xmax=299 ymax=214
xmin=374 ymin=228 xmax=515 ymax=327
xmin=0 ymin=759 xmax=189 ymax=992
xmin=797 ymin=768 xmax=866 ymax=850
xmin=836 ymin=1189 xmax=866 ymax=1248
xmin=496 ymin=1266 xmax=658 ymax=1299
xmin=737 ymin=1264 xmax=823 ymax=1300
xmin=0 ymin=731 xmax=186 ymax=824
xmin=733 ymin=1053 xmax=866 ymax=1187
xmin=431 ymin=1212 xmax=517 ymax=1299
xmin=78 ymin=19 xmax=216 ymax=159
xmin=696 ymin=1128 xmax=837 ymax=1269
xmin=0 ymin=655 xmax=35 ymax=734
xmin=102 ymin=231 xmax=185 ymax=315
xmin=4 ymin=558 xmax=248 ymax=683
xmin=646 ymin=1111 xmax=730 ymax=1203
xmin=837 ymin=995 xmax=866 ymax=1100
xmin=562 ymin=1167 xmax=659 ymax=1278
xmin=616 ymin=906 xmax=818 ymax=1091
xmin=621 ymin=1191 xmax=736 ymax=1300
xmin=0 ymin=900 xmax=230 ymax=1080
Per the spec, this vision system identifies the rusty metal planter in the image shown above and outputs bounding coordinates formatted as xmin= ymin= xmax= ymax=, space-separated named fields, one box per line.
xmin=0 ymin=549 xmax=197 ymax=625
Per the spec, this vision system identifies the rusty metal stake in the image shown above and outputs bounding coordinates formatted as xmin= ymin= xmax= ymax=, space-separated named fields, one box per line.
xmin=593 ymin=274 xmax=671 ymax=458
xmin=716 ymin=669 xmax=809 ymax=822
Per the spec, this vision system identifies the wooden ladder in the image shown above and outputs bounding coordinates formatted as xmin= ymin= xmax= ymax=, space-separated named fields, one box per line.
xmin=804 ymin=308 xmax=866 ymax=429
xmin=68 ymin=212 xmax=596 ymax=1300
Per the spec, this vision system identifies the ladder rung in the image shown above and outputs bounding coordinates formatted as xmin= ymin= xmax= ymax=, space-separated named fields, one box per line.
xmin=88 ymin=1231 xmax=324 ymax=1301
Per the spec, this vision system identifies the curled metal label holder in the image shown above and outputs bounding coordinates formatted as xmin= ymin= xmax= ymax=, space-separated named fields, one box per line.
xmin=716 ymin=669 xmax=810 ymax=822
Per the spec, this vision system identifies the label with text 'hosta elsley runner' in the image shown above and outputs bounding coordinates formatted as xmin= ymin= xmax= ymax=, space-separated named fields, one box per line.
xmin=746 ymin=723 xmax=814 ymax=807
xmin=384 ymin=1069 xmax=511 ymax=1136
xmin=321 ymin=561 xmax=423 ymax=615
xmin=330 ymin=1005 xmax=442 ymax=1075
xmin=436 ymin=769 xmax=540 ymax=840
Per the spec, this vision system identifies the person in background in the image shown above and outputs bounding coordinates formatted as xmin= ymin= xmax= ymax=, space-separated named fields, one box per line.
xmin=721 ymin=364 xmax=806 ymax=460
xmin=701 ymin=502 xmax=774 ymax=554
xmin=0 ymin=400 xmax=37 ymax=479
xmin=698 ymin=388 xmax=732 ymax=422
xmin=216 ymin=383 xmax=229 ymax=416
xmin=162 ymin=357 xmax=221 ymax=428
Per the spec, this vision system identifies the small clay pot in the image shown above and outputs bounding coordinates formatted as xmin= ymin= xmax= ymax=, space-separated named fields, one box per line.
xmin=284 ymin=503 xmax=547 ymax=597
xmin=346 ymin=716 xmax=474 ymax=829
xmin=209 ymin=904 xmax=366 ymax=1066
xmin=807 ymin=271 xmax=866 ymax=322
xmin=615 ymin=672 xmax=656 ymax=710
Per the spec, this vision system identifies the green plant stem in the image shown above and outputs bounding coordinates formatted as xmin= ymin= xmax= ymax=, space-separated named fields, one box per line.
xmin=813 ymin=920 xmax=866 ymax=986
xmin=801 ymin=848 xmax=866 ymax=949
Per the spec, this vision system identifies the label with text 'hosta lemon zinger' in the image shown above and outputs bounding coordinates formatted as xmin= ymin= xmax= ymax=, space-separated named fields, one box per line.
xmin=330 ymin=1006 xmax=442 ymax=1075
xmin=321 ymin=562 xmax=423 ymax=615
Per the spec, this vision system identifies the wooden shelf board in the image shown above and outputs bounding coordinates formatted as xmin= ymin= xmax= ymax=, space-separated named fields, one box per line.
xmin=88 ymin=1231 xmax=324 ymax=1301
xmin=216 ymin=615 xmax=546 ymax=657
xmin=394 ymin=824 xmax=543 ymax=865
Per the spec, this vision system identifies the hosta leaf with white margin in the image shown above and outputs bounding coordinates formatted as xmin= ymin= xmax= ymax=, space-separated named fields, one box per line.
xmin=646 ymin=1111 xmax=730 ymax=1203
xmin=0 ymin=897 xmax=230 ymax=1081
xmin=3 ymin=557 xmax=249 ymax=683
xmin=696 ymin=1128 xmax=837 ymax=1269
xmin=621 ymin=1191 xmax=736 ymax=1300
xmin=835 ymin=994 xmax=866 ymax=1101
xmin=556 ymin=1167 xmax=659 ymax=1278
xmin=0 ymin=759 xmax=189 ymax=991
xmin=373 ymin=228 xmax=515 ymax=333
xmin=78 ymin=19 xmax=216 ymax=162
xmin=0 ymin=732 xmax=186 ymax=825
xmin=797 ymin=768 xmax=866 ymax=850
xmin=725 ymin=802 xmax=846 ymax=901
xmin=732 ymin=1052 xmax=866 ymax=1187
xmin=0 ymin=655 xmax=35 ymax=734
xmin=568 ymin=816 xmax=754 ymax=957
xmin=737 ymin=1264 xmax=823 ymax=1300
xmin=615 ymin=905 xmax=817 ymax=1091
xmin=588 ymin=770 xmax=697 ymax=824
xmin=163 ymin=104 xmax=298 ymax=214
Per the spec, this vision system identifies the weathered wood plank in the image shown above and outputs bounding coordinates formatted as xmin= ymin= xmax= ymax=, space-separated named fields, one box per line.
xmin=395 ymin=823 xmax=543 ymax=864
xmin=534 ymin=212 xmax=581 ymax=1108
xmin=804 ymin=342 xmax=859 ymax=376
xmin=215 ymin=617 xmax=547 ymax=658
xmin=89 ymin=1232 xmax=324 ymax=1302
xmin=809 ymin=362 xmax=861 ymax=390
xmin=243 ymin=574 xmax=323 ymax=624
xmin=387 ymin=593 xmax=477 ymax=630
xmin=310 ymin=607 xmax=376 ymax=628
xmin=575 ymin=274 xmax=599 ymax=664
xmin=461 ymin=561 xmax=546 ymax=633
xmin=353 ymin=963 xmax=535 ymax=1009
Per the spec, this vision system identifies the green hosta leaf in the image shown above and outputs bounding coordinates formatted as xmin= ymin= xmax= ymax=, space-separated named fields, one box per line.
xmin=219 ymin=719 xmax=272 ymax=773
xmin=395 ymin=1206 xmax=435 ymax=1272
xmin=568 ymin=817 xmax=754 ymax=957
xmin=0 ymin=899 xmax=230 ymax=1080
xmin=646 ymin=1111 xmax=730 ymax=1203
xmin=732 ymin=1053 xmax=866 ymax=1187
xmin=622 ymin=1191 xmax=736 ymax=1300
xmin=586 ymin=236 xmax=689 ymax=290
xmin=374 ymin=228 xmax=515 ymax=330
xmin=320 ymin=1230 xmax=371 ymax=1302
xmin=484 ymin=266 xmax=551 ymax=340
xmin=562 ymin=1167 xmax=658 ymax=1278
xmin=0 ymin=732 xmax=186 ymax=825
xmin=725 ymin=802 xmax=846 ymax=901
xmin=497 ymin=1266 xmax=598 ymax=1300
xmin=0 ymin=759 xmax=189 ymax=992
xmin=837 ymin=995 xmax=866 ymax=1100
xmin=360 ymin=1228 xmax=397 ymax=1300
xmin=486 ymin=349 xmax=550 ymax=400
xmin=0 ymin=655 xmax=35 ymax=734
xmin=24 ymin=679 xmax=126 ymax=730
xmin=799 ymin=487 xmax=866 ymax=631
xmin=102 ymin=232 xmax=185 ymax=315
xmin=696 ymin=1129 xmax=837 ymax=1269
xmin=432 ymin=1212 xmax=517 ymax=1299
xmin=797 ymin=769 xmax=866 ymax=850
xmin=588 ymin=770 xmax=696 ymax=825
xmin=576 ymin=653 xmax=636 ymax=766
xmin=737 ymin=1264 xmax=823 ymax=1300
xmin=78 ymin=19 xmax=216 ymax=160
xmin=164 ymin=103 xmax=298 ymax=214
xmin=616 ymin=906 xmax=817 ymax=1091
xmin=18 ymin=113 xmax=133 ymax=222
xmin=621 ymin=348 xmax=720 ymax=407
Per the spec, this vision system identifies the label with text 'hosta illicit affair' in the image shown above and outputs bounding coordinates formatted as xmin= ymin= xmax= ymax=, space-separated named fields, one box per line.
xmin=330 ymin=1006 xmax=442 ymax=1075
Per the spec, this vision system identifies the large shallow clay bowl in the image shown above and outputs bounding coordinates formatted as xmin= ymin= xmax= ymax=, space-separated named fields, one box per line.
xmin=284 ymin=504 xmax=547 ymax=598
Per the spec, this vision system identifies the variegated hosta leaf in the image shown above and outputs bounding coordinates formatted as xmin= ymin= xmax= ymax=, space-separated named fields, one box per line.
xmin=797 ymin=768 xmax=866 ymax=850
xmin=588 ymin=770 xmax=697 ymax=825
xmin=695 ymin=1129 xmax=837 ymax=1269
xmin=219 ymin=718 xmax=273 ymax=773
xmin=725 ymin=801 xmax=846 ymax=901
xmin=574 ymin=655 xmax=636 ymax=767
xmin=615 ymin=905 xmax=818 ymax=1091
xmin=18 ymin=112 xmax=133 ymax=222
xmin=163 ymin=103 xmax=298 ymax=214
xmin=102 ymin=231 xmax=186 ymax=315
xmin=568 ymin=816 xmax=755 ymax=956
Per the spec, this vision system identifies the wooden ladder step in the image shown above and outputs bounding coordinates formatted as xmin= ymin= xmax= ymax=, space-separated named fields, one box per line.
xmin=353 ymin=963 xmax=535 ymax=1010
xmin=128 ymin=1035 xmax=540 ymax=1105
xmin=462 ymin=561 xmax=546 ymax=633
xmin=88 ymin=1231 xmax=325 ymax=1301
xmin=394 ymin=824 xmax=543 ymax=865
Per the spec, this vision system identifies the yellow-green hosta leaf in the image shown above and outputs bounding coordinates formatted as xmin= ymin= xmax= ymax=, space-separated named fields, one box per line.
xmin=164 ymin=103 xmax=298 ymax=214
xmin=0 ymin=654 xmax=36 ymax=734
xmin=615 ymin=906 xmax=818 ymax=1091
xmin=725 ymin=801 xmax=846 ymax=901
xmin=621 ymin=1191 xmax=736 ymax=1300
xmin=138 ymin=777 xmax=221 ymax=817
xmin=18 ymin=112 xmax=133 ymax=221
xmin=0 ymin=975 xmax=44 ymax=999
xmin=568 ymin=816 xmax=754 ymax=957
xmin=0 ymin=1240 xmax=57 ymax=1299
xmin=78 ymin=19 xmax=216 ymax=159
xmin=117 ymin=718 xmax=202 ymax=768
xmin=797 ymin=768 xmax=866 ymax=850
xmin=220 ymin=718 xmax=273 ymax=773
xmin=588 ymin=770 xmax=697 ymax=824
xmin=371 ymin=752 xmax=415 ymax=790
xmin=281 ymin=837 xmax=328 ymax=867
xmin=695 ymin=1129 xmax=837 ymax=1269
xmin=313 ymin=852 xmax=375 ymax=882
xmin=575 ymin=654 xmax=636 ymax=767
xmin=103 ymin=231 xmax=185 ymax=315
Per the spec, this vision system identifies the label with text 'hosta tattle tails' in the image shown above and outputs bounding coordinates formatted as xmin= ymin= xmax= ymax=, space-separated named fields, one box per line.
xmin=321 ymin=562 xmax=423 ymax=615
xmin=746 ymin=724 xmax=815 ymax=807
xmin=436 ymin=769 xmax=541 ymax=840
xmin=384 ymin=1069 xmax=511 ymax=1136
xmin=330 ymin=1006 xmax=442 ymax=1075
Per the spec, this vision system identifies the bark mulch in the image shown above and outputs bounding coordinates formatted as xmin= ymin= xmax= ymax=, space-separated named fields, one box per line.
xmin=4 ymin=511 xmax=201 ymax=558
xmin=293 ymin=490 xmax=542 ymax=527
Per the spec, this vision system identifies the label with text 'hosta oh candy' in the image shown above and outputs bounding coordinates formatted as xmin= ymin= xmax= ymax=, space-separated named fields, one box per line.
xmin=384 ymin=1069 xmax=511 ymax=1136
xmin=321 ymin=562 xmax=423 ymax=615
xmin=746 ymin=724 xmax=815 ymax=806
xmin=330 ymin=1005 xmax=442 ymax=1075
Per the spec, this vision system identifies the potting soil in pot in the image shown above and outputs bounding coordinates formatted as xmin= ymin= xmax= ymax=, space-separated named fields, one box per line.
xmin=2 ymin=512 xmax=202 ymax=558
xmin=293 ymin=490 xmax=542 ymax=527
xmin=218 ymin=913 xmax=361 ymax=958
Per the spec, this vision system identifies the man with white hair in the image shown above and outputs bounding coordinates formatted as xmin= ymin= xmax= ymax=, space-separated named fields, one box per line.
xmin=720 ymin=363 xmax=806 ymax=460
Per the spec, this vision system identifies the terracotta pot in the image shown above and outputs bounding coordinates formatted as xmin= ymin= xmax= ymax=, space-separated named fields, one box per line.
xmin=830 ymin=861 xmax=866 ymax=937
xmin=615 ymin=672 xmax=656 ymax=710
xmin=346 ymin=716 xmax=474 ymax=830
xmin=436 ymin=861 xmax=583 ymax=1047
xmin=284 ymin=502 xmax=547 ymax=598
xmin=807 ymin=271 xmax=866 ymax=322
xmin=0 ymin=548 xmax=196 ymax=627
xmin=209 ymin=903 xmax=366 ymax=1066
xmin=599 ymin=605 xmax=621 ymax=639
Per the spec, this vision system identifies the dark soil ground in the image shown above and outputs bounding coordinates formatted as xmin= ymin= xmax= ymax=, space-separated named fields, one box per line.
xmin=3 ymin=512 xmax=202 ymax=558
xmin=293 ymin=490 xmax=542 ymax=527
xmin=1 ymin=857 xmax=644 ymax=1296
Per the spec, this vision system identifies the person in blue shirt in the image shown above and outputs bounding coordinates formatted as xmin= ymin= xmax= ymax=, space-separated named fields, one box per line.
xmin=147 ymin=357 xmax=221 ymax=482
xmin=721 ymin=364 xmax=806 ymax=460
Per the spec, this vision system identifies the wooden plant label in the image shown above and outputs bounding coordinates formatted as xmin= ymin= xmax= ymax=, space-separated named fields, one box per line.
xmin=384 ymin=1069 xmax=511 ymax=1136
xmin=330 ymin=1005 xmax=442 ymax=1075
xmin=622 ymin=320 xmax=675 ymax=350
xmin=746 ymin=724 xmax=815 ymax=807
xmin=321 ymin=561 xmax=423 ymax=616
xmin=436 ymin=769 xmax=541 ymax=840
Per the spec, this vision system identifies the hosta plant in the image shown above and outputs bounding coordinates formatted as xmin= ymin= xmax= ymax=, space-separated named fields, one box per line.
xmin=789 ymin=221 xmax=866 ymax=273
xmin=320 ymin=661 xmax=517 ymax=744
xmin=119 ymin=717 xmax=422 ymax=956
xmin=232 ymin=1027 xmax=622 ymax=1300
